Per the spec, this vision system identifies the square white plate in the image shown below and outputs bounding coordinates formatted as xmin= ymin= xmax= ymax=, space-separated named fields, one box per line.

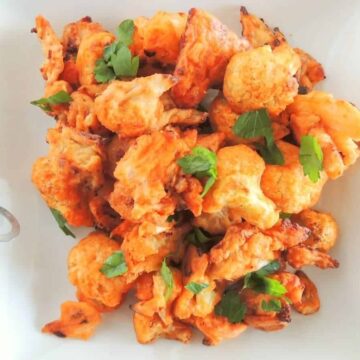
xmin=1 ymin=0 xmax=360 ymax=359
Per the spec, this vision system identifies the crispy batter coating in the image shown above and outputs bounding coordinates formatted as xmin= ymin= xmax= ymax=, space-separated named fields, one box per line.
xmin=68 ymin=232 xmax=133 ymax=308
xmin=223 ymin=45 xmax=300 ymax=116
xmin=293 ymin=270 xmax=320 ymax=315
xmin=60 ymin=58 xmax=80 ymax=87
xmin=288 ymin=91 xmax=360 ymax=179
xmin=286 ymin=245 xmax=339 ymax=270
xmin=110 ymin=129 xmax=197 ymax=222
xmin=174 ymin=176 xmax=203 ymax=217
xmin=203 ymin=144 xmax=279 ymax=230
xmin=174 ymin=246 xmax=222 ymax=320
xmin=62 ymin=16 xmax=104 ymax=55
xmin=261 ymin=141 xmax=327 ymax=214
xmin=196 ymin=132 xmax=226 ymax=153
xmin=76 ymin=31 xmax=115 ymax=85
xmin=42 ymin=301 xmax=101 ymax=340
xmin=132 ymin=12 xmax=187 ymax=65
xmin=292 ymin=209 xmax=338 ymax=251
xmin=32 ymin=126 xmax=105 ymax=227
xmin=189 ymin=313 xmax=247 ymax=346
xmin=171 ymin=8 xmax=250 ymax=108
xmin=193 ymin=209 xmax=234 ymax=235
xmin=209 ymin=93 xmax=290 ymax=145
xmin=208 ymin=220 xmax=309 ymax=281
xmin=35 ymin=16 xmax=64 ymax=84
xmin=240 ymin=7 xmax=325 ymax=91
xmin=95 ymin=74 xmax=179 ymax=137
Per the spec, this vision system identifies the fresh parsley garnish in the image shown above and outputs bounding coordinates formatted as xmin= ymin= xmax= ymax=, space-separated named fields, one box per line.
xmin=160 ymin=258 xmax=174 ymax=300
xmin=215 ymin=290 xmax=247 ymax=323
xmin=177 ymin=146 xmax=218 ymax=197
xmin=254 ymin=260 xmax=281 ymax=277
xmin=185 ymin=282 xmax=209 ymax=294
xmin=31 ymin=91 xmax=72 ymax=112
xmin=280 ymin=212 xmax=292 ymax=219
xmin=232 ymin=109 xmax=284 ymax=165
xmin=185 ymin=227 xmax=222 ymax=252
xmin=50 ymin=208 xmax=75 ymax=238
xmin=94 ymin=19 xmax=139 ymax=83
xmin=261 ymin=299 xmax=282 ymax=312
xmin=299 ymin=135 xmax=323 ymax=183
xmin=100 ymin=251 xmax=128 ymax=278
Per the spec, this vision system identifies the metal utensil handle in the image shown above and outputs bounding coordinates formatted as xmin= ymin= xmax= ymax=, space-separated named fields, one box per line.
xmin=0 ymin=207 xmax=20 ymax=242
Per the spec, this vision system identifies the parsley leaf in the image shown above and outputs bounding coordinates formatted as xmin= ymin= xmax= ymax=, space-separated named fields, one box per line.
xmin=185 ymin=282 xmax=209 ymax=294
xmin=185 ymin=227 xmax=222 ymax=252
xmin=100 ymin=251 xmax=127 ymax=278
xmin=160 ymin=259 xmax=174 ymax=300
xmin=215 ymin=290 xmax=247 ymax=323
xmin=299 ymin=135 xmax=323 ymax=183
xmin=31 ymin=91 xmax=72 ymax=112
xmin=94 ymin=19 xmax=139 ymax=83
xmin=245 ymin=273 xmax=287 ymax=297
xmin=254 ymin=260 xmax=281 ymax=277
xmin=50 ymin=208 xmax=75 ymax=238
xmin=261 ymin=299 xmax=282 ymax=312
xmin=280 ymin=212 xmax=292 ymax=219
xmin=177 ymin=146 xmax=218 ymax=197
xmin=232 ymin=109 xmax=284 ymax=165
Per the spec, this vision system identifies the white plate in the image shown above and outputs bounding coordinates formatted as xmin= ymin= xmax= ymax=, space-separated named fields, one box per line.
xmin=1 ymin=0 xmax=360 ymax=359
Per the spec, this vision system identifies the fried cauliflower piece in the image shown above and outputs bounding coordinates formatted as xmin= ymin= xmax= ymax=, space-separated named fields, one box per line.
xmin=62 ymin=16 xmax=104 ymax=55
xmin=132 ymin=12 xmax=187 ymax=65
xmin=189 ymin=313 xmax=247 ymax=346
xmin=171 ymin=8 xmax=250 ymax=108
xmin=76 ymin=31 xmax=115 ymax=85
xmin=174 ymin=246 xmax=222 ymax=320
xmin=292 ymin=270 xmax=320 ymax=315
xmin=32 ymin=126 xmax=105 ymax=227
xmin=292 ymin=209 xmax=338 ymax=251
xmin=94 ymin=74 xmax=176 ymax=137
xmin=109 ymin=129 xmax=197 ymax=222
xmin=193 ymin=209 xmax=234 ymax=235
xmin=42 ymin=301 xmax=101 ymax=340
xmin=223 ymin=45 xmax=300 ymax=116
xmin=241 ymin=288 xmax=291 ymax=331
xmin=286 ymin=245 xmax=339 ymax=270
xmin=208 ymin=220 xmax=309 ymax=281
xmin=269 ymin=271 xmax=304 ymax=304
xmin=132 ymin=268 xmax=192 ymax=344
xmin=209 ymin=93 xmax=290 ymax=145
xmin=203 ymin=144 xmax=279 ymax=230
xmin=34 ymin=16 xmax=64 ymax=84
xmin=261 ymin=141 xmax=327 ymax=214
xmin=68 ymin=232 xmax=133 ymax=308
xmin=287 ymin=91 xmax=360 ymax=179
xmin=240 ymin=7 xmax=325 ymax=91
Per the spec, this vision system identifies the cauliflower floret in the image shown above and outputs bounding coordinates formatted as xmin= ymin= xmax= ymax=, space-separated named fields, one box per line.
xmin=76 ymin=31 xmax=115 ymax=85
xmin=132 ymin=12 xmax=187 ymax=65
xmin=208 ymin=220 xmax=309 ymax=281
xmin=261 ymin=141 xmax=327 ymax=214
xmin=287 ymin=91 xmax=360 ymax=179
xmin=34 ymin=16 xmax=64 ymax=84
xmin=209 ymin=93 xmax=289 ymax=145
xmin=42 ymin=301 xmax=101 ymax=340
xmin=203 ymin=144 xmax=279 ymax=230
xmin=171 ymin=8 xmax=250 ymax=108
xmin=174 ymin=246 xmax=222 ymax=320
xmin=68 ymin=232 xmax=133 ymax=308
xmin=109 ymin=129 xmax=197 ymax=222
xmin=193 ymin=209 xmax=234 ymax=235
xmin=223 ymin=45 xmax=300 ymax=116
xmin=32 ymin=126 xmax=105 ymax=227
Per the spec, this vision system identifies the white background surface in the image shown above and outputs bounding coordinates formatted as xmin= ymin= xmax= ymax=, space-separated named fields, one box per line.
xmin=1 ymin=0 xmax=360 ymax=359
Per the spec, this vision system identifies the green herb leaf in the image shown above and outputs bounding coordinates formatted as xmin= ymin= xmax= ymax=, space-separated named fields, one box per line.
xmin=299 ymin=135 xmax=323 ymax=183
xmin=117 ymin=19 xmax=135 ymax=46
xmin=233 ymin=109 xmax=284 ymax=165
xmin=50 ymin=208 xmax=75 ymax=238
xmin=31 ymin=91 xmax=72 ymax=112
xmin=245 ymin=273 xmax=287 ymax=297
xmin=111 ymin=46 xmax=139 ymax=77
xmin=94 ymin=59 xmax=116 ymax=83
xmin=215 ymin=290 xmax=247 ymax=323
xmin=160 ymin=259 xmax=174 ymax=300
xmin=185 ymin=282 xmax=209 ymax=294
xmin=177 ymin=146 xmax=218 ymax=197
xmin=100 ymin=251 xmax=127 ymax=278
xmin=255 ymin=260 xmax=281 ymax=277
xmin=261 ymin=299 xmax=282 ymax=312
xmin=280 ymin=212 xmax=292 ymax=219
